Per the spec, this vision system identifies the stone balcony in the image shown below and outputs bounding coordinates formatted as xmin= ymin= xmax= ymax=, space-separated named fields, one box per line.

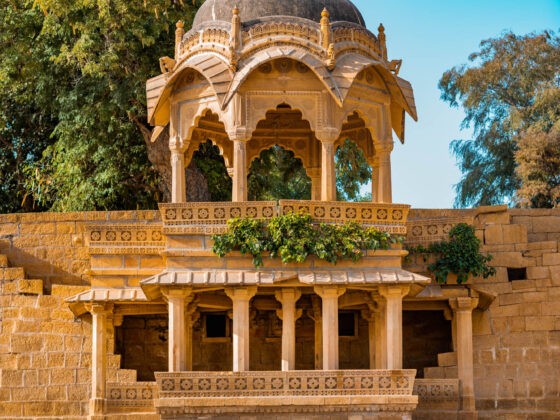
xmin=153 ymin=369 xmax=418 ymax=419
xmin=159 ymin=200 xmax=410 ymax=235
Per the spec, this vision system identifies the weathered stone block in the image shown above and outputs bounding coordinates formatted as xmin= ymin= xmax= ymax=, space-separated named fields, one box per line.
xmin=484 ymin=225 xmax=503 ymax=245
xmin=0 ymin=254 xmax=8 ymax=267
xmin=526 ymin=316 xmax=555 ymax=331
xmin=543 ymin=253 xmax=560 ymax=266
xmin=532 ymin=217 xmax=560 ymax=233
xmin=16 ymin=279 xmax=43 ymax=295
xmin=11 ymin=334 xmax=43 ymax=352
xmin=502 ymin=224 xmax=528 ymax=244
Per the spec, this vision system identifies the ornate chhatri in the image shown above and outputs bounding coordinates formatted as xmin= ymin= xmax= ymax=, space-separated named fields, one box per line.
xmin=61 ymin=1 xmax=489 ymax=420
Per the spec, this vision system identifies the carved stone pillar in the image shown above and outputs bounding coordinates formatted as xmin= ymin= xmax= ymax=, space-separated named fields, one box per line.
xmin=170 ymin=136 xmax=188 ymax=203
xmin=307 ymin=167 xmax=321 ymax=201
xmin=378 ymin=285 xmax=410 ymax=369
xmin=87 ymin=303 xmax=113 ymax=420
xmin=374 ymin=296 xmax=387 ymax=369
xmin=232 ymin=139 xmax=249 ymax=202
xmin=450 ymin=297 xmax=479 ymax=417
xmin=369 ymin=156 xmax=380 ymax=203
xmin=164 ymin=288 xmax=194 ymax=372
xmin=309 ymin=296 xmax=323 ymax=370
xmin=226 ymin=287 xmax=257 ymax=371
xmin=317 ymin=129 xmax=339 ymax=201
xmin=376 ymin=142 xmax=394 ymax=204
xmin=275 ymin=289 xmax=302 ymax=371
xmin=361 ymin=309 xmax=376 ymax=369
xmin=314 ymin=286 xmax=345 ymax=370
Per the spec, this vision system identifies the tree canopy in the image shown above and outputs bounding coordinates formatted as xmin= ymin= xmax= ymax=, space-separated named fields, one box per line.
xmin=1 ymin=0 xmax=373 ymax=213
xmin=439 ymin=31 xmax=560 ymax=208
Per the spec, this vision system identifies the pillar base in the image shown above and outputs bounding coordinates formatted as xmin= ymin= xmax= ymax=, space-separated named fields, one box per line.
xmin=458 ymin=411 xmax=478 ymax=420
xmin=88 ymin=398 xmax=106 ymax=419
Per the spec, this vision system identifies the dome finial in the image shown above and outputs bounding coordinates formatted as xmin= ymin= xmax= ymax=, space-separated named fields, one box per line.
xmin=321 ymin=7 xmax=330 ymax=18
xmin=320 ymin=7 xmax=331 ymax=51
xmin=175 ymin=20 xmax=185 ymax=58
xmin=378 ymin=23 xmax=387 ymax=60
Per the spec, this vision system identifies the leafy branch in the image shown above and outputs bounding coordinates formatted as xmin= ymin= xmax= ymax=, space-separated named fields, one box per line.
xmin=212 ymin=212 xmax=398 ymax=267
xmin=407 ymin=223 xmax=496 ymax=284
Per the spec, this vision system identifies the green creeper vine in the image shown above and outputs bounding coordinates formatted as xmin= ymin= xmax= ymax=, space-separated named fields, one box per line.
xmin=406 ymin=223 xmax=496 ymax=284
xmin=212 ymin=212 xmax=399 ymax=267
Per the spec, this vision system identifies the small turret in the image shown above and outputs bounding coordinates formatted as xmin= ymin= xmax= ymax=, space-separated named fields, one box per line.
xmin=320 ymin=8 xmax=332 ymax=51
xmin=175 ymin=20 xmax=184 ymax=59
xmin=378 ymin=23 xmax=387 ymax=61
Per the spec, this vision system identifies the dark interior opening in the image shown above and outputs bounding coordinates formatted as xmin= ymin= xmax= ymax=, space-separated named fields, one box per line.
xmin=338 ymin=311 xmax=356 ymax=337
xmin=507 ymin=267 xmax=527 ymax=281
xmin=205 ymin=313 xmax=228 ymax=338
xmin=115 ymin=315 xmax=168 ymax=382
xmin=403 ymin=310 xmax=452 ymax=378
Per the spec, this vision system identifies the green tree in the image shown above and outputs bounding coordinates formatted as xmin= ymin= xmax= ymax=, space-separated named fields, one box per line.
xmin=1 ymin=0 xmax=201 ymax=212
xmin=439 ymin=31 xmax=560 ymax=208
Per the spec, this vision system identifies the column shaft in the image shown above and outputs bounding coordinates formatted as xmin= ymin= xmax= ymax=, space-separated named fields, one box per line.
xmin=371 ymin=159 xmax=380 ymax=203
xmin=89 ymin=304 xmax=111 ymax=418
xmin=166 ymin=289 xmax=194 ymax=372
xmin=170 ymin=138 xmax=187 ymax=203
xmin=226 ymin=287 xmax=257 ymax=371
xmin=374 ymin=301 xmax=387 ymax=369
xmin=379 ymin=285 xmax=409 ymax=369
xmin=276 ymin=289 xmax=301 ymax=371
xmin=232 ymin=140 xmax=247 ymax=202
xmin=320 ymin=141 xmax=336 ymax=201
xmin=450 ymin=297 xmax=479 ymax=414
xmin=315 ymin=286 xmax=345 ymax=370
xmin=376 ymin=143 xmax=394 ymax=204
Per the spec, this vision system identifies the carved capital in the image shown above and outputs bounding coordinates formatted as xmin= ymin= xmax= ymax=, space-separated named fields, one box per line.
xmin=314 ymin=285 xmax=346 ymax=299
xmin=274 ymin=288 xmax=302 ymax=305
xmin=225 ymin=286 xmax=258 ymax=301
xmin=316 ymin=128 xmax=340 ymax=144
xmin=86 ymin=303 xmax=114 ymax=316
xmin=162 ymin=288 xmax=195 ymax=304
xmin=169 ymin=135 xmax=188 ymax=153
xmin=375 ymin=141 xmax=394 ymax=156
xmin=378 ymin=285 xmax=410 ymax=299
xmin=449 ymin=297 xmax=479 ymax=313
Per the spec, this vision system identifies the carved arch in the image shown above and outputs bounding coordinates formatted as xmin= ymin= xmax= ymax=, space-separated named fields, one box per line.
xmin=223 ymin=46 xmax=343 ymax=109
xmin=148 ymin=53 xmax=234 ymax=128
xmin=183 ymin=110 xmax=233 ymax=168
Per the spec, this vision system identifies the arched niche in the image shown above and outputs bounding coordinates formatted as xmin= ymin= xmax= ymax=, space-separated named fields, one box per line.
xmin=248 ymin=145 xmax=311 ymax=201
xmin=246 ymin=104 xmax=322 ymax=172
xmin=184 ymin=110 xmax=233 ymax=169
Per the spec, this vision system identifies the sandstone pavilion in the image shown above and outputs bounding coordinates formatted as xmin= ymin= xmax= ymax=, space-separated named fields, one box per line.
xmin=66 ymin=1 xmax=487 ymax=418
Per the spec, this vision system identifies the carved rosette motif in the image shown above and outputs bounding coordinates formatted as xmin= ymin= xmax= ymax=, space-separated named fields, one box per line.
xmin=155 ymin=370 xmax=416 ymax=398
xmin=87 ymin=225 xmax=165 ymax=255
xmin=405 ymin=217 xmax=473 ymax=246
xmin=106 ymin=382 xmax=159 ymax=409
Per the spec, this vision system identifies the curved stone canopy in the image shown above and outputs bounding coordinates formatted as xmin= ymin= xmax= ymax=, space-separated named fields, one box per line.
xmin=193 ymin=0 xmax=366 ymax=28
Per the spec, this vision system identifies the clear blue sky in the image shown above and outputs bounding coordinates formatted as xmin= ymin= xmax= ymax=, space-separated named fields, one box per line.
xmin=352 ymin=0 xmax=560 ymax=209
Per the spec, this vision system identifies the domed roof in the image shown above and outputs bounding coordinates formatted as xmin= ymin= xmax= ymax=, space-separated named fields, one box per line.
xmin=192 ymin=0 xmax=366 ymax=29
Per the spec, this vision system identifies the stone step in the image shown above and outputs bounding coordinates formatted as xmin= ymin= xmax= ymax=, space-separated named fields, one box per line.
xmin=423 ymin=367 xmax=445 ymax=379
xmin=0 ymin=267 xmax=25 ymax=281
xmin=17 ymin=279 xmax=43 ymax=295
xmin=105 ymin=415 xmax=160 ymax=420
xmin=107 ymin=368 xmax=138 ymax=383
xmin=437 ymin=351 xmax=457 ymax=367
xmin=107 ymin=354 xmax=122 ymax=369
xmin=423 ymin=366 xmax=458 ymax=379
xmin=0 ymin=254 xmax=8 ymax=267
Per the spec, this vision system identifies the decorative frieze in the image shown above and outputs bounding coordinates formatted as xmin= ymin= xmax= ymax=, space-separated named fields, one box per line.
xmin=87 ymin=224 xmax=165 ymax=255
xmin=155 ymin=369 xmax=416 ymax=398
xmin=405 ymin=217 xmax=472 ymax=246
xmin=106 ymin=382 xmax=158 ymax=411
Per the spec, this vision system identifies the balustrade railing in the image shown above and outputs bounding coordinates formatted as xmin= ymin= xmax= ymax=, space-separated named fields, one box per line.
xmin=160 ymin=200 xmax=409 ymax=235
xmin=155 ymin=369 xmax=416 ymax=398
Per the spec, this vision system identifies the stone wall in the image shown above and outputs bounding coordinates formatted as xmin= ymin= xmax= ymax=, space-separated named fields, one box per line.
xmin=406 ymin=207 xmax=560 ymax=419
xmin=1 ymin=208 xmax=560 ymax=419
xmin=0 ymin=211 xmax=160 ymax=291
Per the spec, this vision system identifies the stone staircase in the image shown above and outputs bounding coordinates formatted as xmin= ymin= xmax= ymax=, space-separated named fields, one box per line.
xmin=413 ymin=352 xmax=461 ymax=419
xmin=424 ymin=351 xmax=458 ymax=379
